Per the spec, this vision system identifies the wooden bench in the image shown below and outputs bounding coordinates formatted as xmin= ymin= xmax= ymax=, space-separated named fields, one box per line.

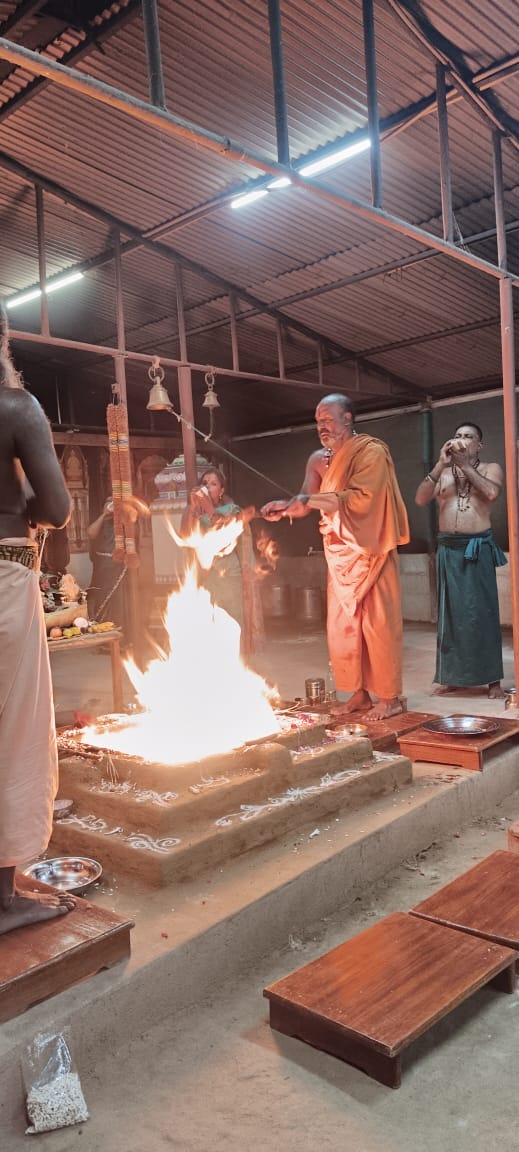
xmin=264 ymin=911 xmax=515 ymax=1088
xmin=411 ymin=850 xmax=519 ymax=951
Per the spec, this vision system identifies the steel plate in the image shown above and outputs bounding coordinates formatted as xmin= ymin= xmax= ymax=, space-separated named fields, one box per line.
xmin=23 ymin=856 xmax=102 ymax=893
xmin=423 ymin=716 xmax=500 ymax=738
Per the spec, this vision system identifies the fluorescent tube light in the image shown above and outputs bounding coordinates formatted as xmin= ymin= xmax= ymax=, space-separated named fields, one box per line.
xmin=230 ymin=135 xmax=371 ymax=209
xmin=6 ymin=271 xmax=84 ymax=310
xmin=299 ymin=137 xmax=371 ymax=178
xmin=231 ymin=189 xmax=269 ymax=210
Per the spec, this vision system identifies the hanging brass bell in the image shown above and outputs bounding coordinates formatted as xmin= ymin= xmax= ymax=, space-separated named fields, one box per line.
xmin=147 ymin=380 xmax=173 ymax=411
xmin=202 ymin=384 xmax=220 ymax=409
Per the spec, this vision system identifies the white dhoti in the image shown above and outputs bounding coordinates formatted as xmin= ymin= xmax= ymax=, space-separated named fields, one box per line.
xmin=0 ymin=549 xmax=57 ymax=867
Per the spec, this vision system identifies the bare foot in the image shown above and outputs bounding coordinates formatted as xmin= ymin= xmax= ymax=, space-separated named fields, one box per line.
xmin=431 ymin=685 xmax=457 ymax=696
xmin=367 ymin=697 xmax=405 ymax=721
xmin=488 ymin=682 xmax=505 ymax=699
xmin=338 ymin=690 xmax=373 ymax=714
xmin=0 ymin=891 xmax=76 ymax=936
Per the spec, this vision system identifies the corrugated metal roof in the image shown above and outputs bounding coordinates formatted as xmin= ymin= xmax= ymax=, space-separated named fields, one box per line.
xmin=0 ymin=0 xmax=517 ymax=432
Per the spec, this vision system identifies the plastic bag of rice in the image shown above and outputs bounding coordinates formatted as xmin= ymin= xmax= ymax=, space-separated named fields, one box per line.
xmin=22 ymin=1031 xmax=89 ymax=1134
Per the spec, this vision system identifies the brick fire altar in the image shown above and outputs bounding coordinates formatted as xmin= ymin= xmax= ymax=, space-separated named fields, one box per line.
xmin=51 ymin=712 xmax=413 ymax=887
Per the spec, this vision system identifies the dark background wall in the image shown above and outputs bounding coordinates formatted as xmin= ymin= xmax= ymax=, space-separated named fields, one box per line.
xmin=229 ymin=394 xmax=510 ymax=555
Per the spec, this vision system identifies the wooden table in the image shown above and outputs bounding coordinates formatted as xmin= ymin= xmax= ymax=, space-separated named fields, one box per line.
xmin=398 ymin=714 xmax=519 ymax=771
xmin=411 ymin=850 xmax=519 ymax=950
xmin=264 ymin=911 xmax=515 ymax=1088
xmin=48 ymin=629 xmax=124 ymax=713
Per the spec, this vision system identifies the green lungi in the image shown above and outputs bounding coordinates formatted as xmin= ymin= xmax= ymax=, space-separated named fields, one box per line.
xmin=435 ymin=529 xmax=506 ymax=686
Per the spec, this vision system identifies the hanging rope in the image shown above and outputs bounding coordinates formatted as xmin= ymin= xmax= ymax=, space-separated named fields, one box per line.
xmin=167 ymin=399 xmax=294 ymax=498
xmin=106 ymin=392 xmax=139 ymax=568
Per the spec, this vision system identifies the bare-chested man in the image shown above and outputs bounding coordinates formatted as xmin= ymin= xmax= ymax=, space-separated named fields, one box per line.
xmin=262 ymin=394 xmax=409 ymax=720
xmin=415 ymin=422 xmax=505 ymax=699
xmin=0 ymin=303 xmax=75 ymax=934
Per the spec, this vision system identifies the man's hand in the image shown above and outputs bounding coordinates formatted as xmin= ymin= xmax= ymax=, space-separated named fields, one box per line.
xmin=448 ymin=441 xmax=470 ymax=470
xmin=262 ymin=497 xmax=310 ymax=521
xmin=438 ymin=440 xmax=456 ymax=467
xmin=261 ymin=500 xmax=289 ymax=521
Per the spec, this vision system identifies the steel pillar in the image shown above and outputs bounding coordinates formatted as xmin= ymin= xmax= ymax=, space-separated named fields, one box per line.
xmin=175 ymin=266 xmax=198 ymax=490
xmin=35 ymin=183 xmax=49 ymax=337
xmin=267 ymin=0 xmax=290 ymax=165
xmin=493 ymin=130 xmax=519 ymax=691
xmin=436 ymin=63 xmax=453 ymax=243
xmin=142 ymin=0 xmax=166 ymax=108
xmin=362 ymin=0 xmax=383 ymax=207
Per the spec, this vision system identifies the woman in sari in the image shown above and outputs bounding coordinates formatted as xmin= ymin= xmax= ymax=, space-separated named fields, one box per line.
xmin=180 ymin=467 xmax=263 ymax=658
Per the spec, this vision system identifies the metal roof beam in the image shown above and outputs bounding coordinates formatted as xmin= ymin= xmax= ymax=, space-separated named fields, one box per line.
xmin=5 ymin=325 xmax=391 ymax=397
xmin=357 ymin=314 xmax=503 ymax=358
xmin=243 ymin=215 xmax=519 ymax=312
xmin=123 ymin=308 xmax=424 ymax=400
xmin=132 ymin=51 xmax=519 ymax=243
xmin=0 ymin=0 xmax=142 ymax=122
xmin=0 ymin=36 xmax=514 ymax=289
xmin=0 ymin=1 xmax=48 ymax=36
xmin=386 ymin=0 xmax=519 ymax=151
xmin=0 ymin=151 xmax=410 ymax=392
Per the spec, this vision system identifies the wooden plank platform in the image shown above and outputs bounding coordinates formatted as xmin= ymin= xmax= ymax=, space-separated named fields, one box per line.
xmin=411 ymin=850 xmax=519 ymax=949
xmin=0 ymin=873 xmax=134 ymax=1024
xmin=264 ymin=911 xmax=515 ymax=1088
xmin=325 ymin=709 xmax=438 ymax=751
xmin=398 ymin=715 xmax=519 ymax=771
xmin=356 ymin=710 xmax=439 ymax=752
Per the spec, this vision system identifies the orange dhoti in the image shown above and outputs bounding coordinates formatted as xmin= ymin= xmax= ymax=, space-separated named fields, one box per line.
xmin=325 ymin=542 xmax=403 ymax=697
xmin=0 ymin=548 xmax=57 ymax=868
xmin=320 ymin=434 xmax=409 ymax=701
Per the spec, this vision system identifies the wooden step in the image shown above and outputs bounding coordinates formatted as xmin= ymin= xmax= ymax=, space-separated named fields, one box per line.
xmin=264 ymin=911 xmax=515 ymax=1088
xmin=0 ymin=873 xmax=134 ymax=1025
xmin=411 ymin=849 xmax=519 ymax=950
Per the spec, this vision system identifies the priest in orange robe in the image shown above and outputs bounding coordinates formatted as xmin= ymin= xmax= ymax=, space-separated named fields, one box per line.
xmin=261 ymin=394 xmax=409 ymax=720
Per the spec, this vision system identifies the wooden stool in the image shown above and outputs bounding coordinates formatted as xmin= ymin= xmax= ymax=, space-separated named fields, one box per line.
xmin=0 ymin=873 xmax=134 ymax=1024
xmin=264 ymin=911 xmax=515 ymax=1088
xmin=411 ymin=850 xmax=519 ymax=951
xmin=398 ymin=715 xmax=519 ymax=772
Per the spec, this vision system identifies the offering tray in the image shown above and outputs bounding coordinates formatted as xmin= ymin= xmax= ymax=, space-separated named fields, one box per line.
xmin=398 ymin=714 xmax=519 ymax=772
xmin=327 ymin=722 xmax=369 ymax=739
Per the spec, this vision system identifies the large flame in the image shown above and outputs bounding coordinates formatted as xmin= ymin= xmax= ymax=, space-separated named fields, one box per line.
xmin=168 ymin=514 xmax=244 ymax=571
xmin=80 ymin=519 xmax=280 ymax=765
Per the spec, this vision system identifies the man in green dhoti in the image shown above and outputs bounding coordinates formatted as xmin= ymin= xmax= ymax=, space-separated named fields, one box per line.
xmin=415 ymin=422 xmax=506 ymax=699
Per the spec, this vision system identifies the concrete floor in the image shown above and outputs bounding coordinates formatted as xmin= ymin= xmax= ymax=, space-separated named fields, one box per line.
xmin=51 ymin=620 xmax=515 ymax=722
xmin=3 ymin=803 xmax=519 ymax=1152
xmin=2 ymin=621 xmax=519 ymax=1150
